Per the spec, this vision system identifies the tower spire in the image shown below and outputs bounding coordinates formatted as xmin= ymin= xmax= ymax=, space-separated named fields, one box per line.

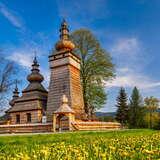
xmin=9 ymin=80 xmax=19 ymax=106
xmin=15 ymin=80 xmax=18 ymax=92
xmin=13 ymin=80 xmax=19 ymax=98
xmin=31 ymin=52 xmax=39 ymax=72
xmin=59 ymin=19 xmax=69 ymax=40
xmin=33 ymin=51 xmax=38 ymax=65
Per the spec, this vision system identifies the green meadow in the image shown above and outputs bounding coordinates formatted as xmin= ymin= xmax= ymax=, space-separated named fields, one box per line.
xmin=0 ymin=129 xmax=159 ymax=160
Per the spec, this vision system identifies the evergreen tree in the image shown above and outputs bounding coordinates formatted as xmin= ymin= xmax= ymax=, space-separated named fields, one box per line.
xmin=128 ymin=87 xmax=145 ymax=128
xmin=115 ymin=87 xmax=128 ymax=126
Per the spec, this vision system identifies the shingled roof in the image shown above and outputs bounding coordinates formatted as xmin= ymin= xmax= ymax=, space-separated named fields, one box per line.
xmin=54 ymin=95 xmax=74 ymax=114
xmin=8 ymin=57 xmax=48 ymax=113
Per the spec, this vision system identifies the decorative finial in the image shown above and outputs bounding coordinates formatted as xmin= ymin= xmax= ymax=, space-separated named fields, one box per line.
xmin=62 ymin=94 xmax=68 ymax=104
xmin=31 ymin=51 xmax=39 ymax=71
xmin=59 ymin=19 xmax=69 ymax=40
xmin=9 ymin=80 xmax=19 ymax=106
xmin=15 ymin=80 xmax=18 ymax=92
xmin=33 ymin=51 xmax=38 ymax=65
xmin=13 ymin=80 xmax=19 ymax=97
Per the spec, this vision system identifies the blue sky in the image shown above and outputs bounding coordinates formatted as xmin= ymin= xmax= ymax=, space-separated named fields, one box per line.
xmin=0 ymin=0 xmax=160 ymax=112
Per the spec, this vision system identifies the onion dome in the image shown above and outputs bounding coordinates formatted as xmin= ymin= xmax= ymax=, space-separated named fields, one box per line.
xmin=23 ymin=56 xmax=47 ymax=93
xmin=9 ymin=82 xmax=19 ymax=106
xmin=27 ymin=56 xmax=44 ymax=83
xmin=55 ymin=19 xmax=75 ymax=51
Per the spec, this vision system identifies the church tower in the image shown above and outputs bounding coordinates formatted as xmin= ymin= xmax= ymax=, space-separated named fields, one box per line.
xmin=46 ymin=20 xmax=85 ymax=122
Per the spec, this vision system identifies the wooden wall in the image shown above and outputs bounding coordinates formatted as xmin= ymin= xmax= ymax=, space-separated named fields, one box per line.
xmin=10 ymin=110 xmax=42 ymax=124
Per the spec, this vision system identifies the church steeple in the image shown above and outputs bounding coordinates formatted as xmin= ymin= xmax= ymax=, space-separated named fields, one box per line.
xmin=55 ymin=19 xmax=75 ymax=52
xmin=13 ymin=80 xmax=19 ymax=98
xmin=59 ymin=19 xmax=69 ymax=40
xmin=47 ymin=20 xmax=85 ymax=122
xmin=9 ymin=81 xmax=19 ymax=106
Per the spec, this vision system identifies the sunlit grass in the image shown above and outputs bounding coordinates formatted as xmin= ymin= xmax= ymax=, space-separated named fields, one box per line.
xmin=0 ymin=129 xmax=159 ymax=159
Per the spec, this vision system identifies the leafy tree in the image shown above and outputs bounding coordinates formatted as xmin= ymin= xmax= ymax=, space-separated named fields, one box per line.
xmin=70 ymin=29 xmax=115 ymax=119
xmin=157 ymin=111 xmax=160 ymax=130
xmin=128 ymin=87 xmax=145 ymax=128
xmin=143 ymin=112 xmax=159 ymax=129
xmin=115 ymin=87 xmax=128 ymax=126
xmin=0 ymin=52 xmax=16 ymax=112
xmin=144 ymin=96 xmax=159 ymax=128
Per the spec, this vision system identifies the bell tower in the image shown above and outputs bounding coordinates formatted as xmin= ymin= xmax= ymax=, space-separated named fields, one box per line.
xmin=46 ymin=20 xmax=85 ymax=122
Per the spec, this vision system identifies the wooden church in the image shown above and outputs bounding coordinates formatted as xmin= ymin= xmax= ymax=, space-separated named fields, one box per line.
xmin=0 ymin=20 xmax=121 ymax=133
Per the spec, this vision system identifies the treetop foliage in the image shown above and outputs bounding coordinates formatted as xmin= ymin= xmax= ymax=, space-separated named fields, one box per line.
xmin=70 ymin=29 xmax=115 ymax=118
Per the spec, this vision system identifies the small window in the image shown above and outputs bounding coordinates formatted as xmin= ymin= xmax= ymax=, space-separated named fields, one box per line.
xmin=16 ymin=114 xmax=20 ymax=124
xmin=27 ymin=113 xmax=31 ymax=123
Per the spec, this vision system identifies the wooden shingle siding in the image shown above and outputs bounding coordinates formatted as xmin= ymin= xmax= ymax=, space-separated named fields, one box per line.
xmin=47 ymin=51 xmax=85 ymax=122
xmin=10 ymin=110 xmax=42 ymax=124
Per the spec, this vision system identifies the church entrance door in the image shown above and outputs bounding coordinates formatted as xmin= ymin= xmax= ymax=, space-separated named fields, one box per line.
xmin=56 ymin=114 xmax=69 ymax=131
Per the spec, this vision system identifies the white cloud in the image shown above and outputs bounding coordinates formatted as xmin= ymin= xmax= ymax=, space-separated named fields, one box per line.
xmin=6 ymin=45 xmax=40 ymax=69
xmin=0 ymin=2 xmax=24 ymax=29
xmin=8 ymin=51 xmax=33 ymax=68
xmin=6 ymin=44 xmax=50 ymax=86
xmin=106 ymin=37 xmax=158 ymax=90
xmin=105 ymin=68 xmax=160 ymax=90
xmin=111 ymin=37 xmax=140 ymax=55
xmin=117 ymin=67 xmax=130 ymax=73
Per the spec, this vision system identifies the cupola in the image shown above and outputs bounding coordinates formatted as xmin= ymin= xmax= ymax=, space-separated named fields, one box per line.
xmin=27 ymin=56 xmax=44 ymax=83
xmin=55 ymin=19 xmax=75 ymax=52
xmin=22 ymin=56 xmax=47 ymax=93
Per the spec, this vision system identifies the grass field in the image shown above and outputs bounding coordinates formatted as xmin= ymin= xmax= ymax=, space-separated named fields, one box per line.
xmin=0 ymin=129 xmax=159 ymax=160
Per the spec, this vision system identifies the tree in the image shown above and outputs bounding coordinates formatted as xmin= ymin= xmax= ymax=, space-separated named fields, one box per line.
xmin=144 ymin=96 xmax=159 ymax=129
xmin=157 ymin=110 xmax=160 ymax=130
xmin=70 ymin=29 xmax=115 ymax=119
xmin=0 ymin=52 xmax=16 ymax=112
xmin=128 ymin=87 xmax=145 ymax=128
xmin=115 ymin=87 xmax=128 ymax=126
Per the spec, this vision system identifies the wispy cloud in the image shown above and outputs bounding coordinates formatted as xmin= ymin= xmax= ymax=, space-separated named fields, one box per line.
xmin=111 ymin=37 xmax=140 ymax=55
xmin=106 ymin=36 xmax=158 ymax=90
xmin=7 ymin=43 xmax=47 ymax=68
xmin=6 ymin=41 xmax=50 ymax=87
xmin=105 ymin=70 xmax=160 ymax=90
xmin=0 ymin=2 xmax=25 ymax=30
xmin=117 ymin=67 xmax=130 ymax=73
xmin=8 ymin=51 xmax=33 ymax=68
